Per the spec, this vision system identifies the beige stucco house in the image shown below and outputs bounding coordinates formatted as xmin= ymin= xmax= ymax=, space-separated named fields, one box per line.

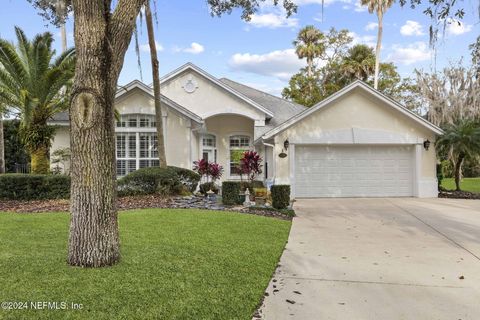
xmin=49 ymin=62 xmax=442 ymax=198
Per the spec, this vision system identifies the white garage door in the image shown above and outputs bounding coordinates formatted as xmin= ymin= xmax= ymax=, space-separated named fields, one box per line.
xmin=294 ymin=145 xmax=414 ymax=198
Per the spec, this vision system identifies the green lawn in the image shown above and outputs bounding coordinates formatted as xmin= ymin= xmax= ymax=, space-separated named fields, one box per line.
xmin=0 ymin=209 xmax=291 ymax=320
xmin=441 ymin=177 xmax=480 ymax=193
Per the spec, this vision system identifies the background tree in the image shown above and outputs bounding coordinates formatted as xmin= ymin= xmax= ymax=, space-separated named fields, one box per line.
xmin=415 ymin=64 xmax=480 ymax=126
xmin=284 ymin=41 xmax=405 ymax=107
xmin=0 ymin=27 xmax=75 ymax=173
xmin=2 ymin=119 xmax=30 ymax=172
xmin=293 ymin=25 xmax=325 ymax=77
xmin=436 ymin=120 xmax=480 ymax=191
xmin=470 ymin=36 xmax=480 ymax=78
xmin=360 ymin=0 xmax=394 ymax=89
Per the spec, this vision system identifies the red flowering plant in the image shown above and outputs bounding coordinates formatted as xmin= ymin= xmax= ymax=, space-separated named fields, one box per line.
xmin=193 ymin=159 xmax=210 ymax=180
xmin=240 ymin=151 xmax=262 ymax=184
xmin=209 ymin=162 xmax=224 ymax=183
xmin=193 ymin=159 xmax=224 ymax=183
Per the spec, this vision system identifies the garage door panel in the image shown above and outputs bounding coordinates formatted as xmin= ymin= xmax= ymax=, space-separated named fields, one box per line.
xmin=295 ymin=145 xmax=414 ymax=198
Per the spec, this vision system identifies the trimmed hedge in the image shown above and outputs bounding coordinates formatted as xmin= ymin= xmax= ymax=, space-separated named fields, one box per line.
xmin=199 ymin=182 xmax=219 ymax=195
xmin=222 ymin=181 xmax=241 ymax=205
xmin=118 ymin=167 xmax=182 ymax=197
xmin=168 ymin=166 xmax=200 ymax=193
xmin=0 ymin=174 xmax=70 ymax=200
xmin=271 ymin=185 xmax=290 ymax=209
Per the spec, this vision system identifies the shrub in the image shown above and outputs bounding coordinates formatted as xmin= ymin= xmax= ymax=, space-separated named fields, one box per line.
xmin=0 ymin=174 xmax=70 ymax=200
xmin=168 ymin=166 xmax=200 ymax=193
xmin=199 ymin=182 xmax=219 ymax=195
xmin=118 ymin=167 xmax=182 ymax=196
xmin=271 ymin=185 xmax=291 ymax=209
xmin=222 ymin=181 xmax=241 ymax=205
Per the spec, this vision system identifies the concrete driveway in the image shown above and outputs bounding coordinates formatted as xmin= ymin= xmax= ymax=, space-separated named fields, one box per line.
xmin=258 ymin=198 xmax=480 ymax=320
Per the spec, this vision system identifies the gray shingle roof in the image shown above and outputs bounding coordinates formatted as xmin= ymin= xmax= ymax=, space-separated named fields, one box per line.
xmin=219 ymin=78 xmax=307 ymax=138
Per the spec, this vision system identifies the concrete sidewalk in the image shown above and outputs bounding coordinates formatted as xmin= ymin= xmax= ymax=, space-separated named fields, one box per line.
xmin=257 ymin=198 xmax=480 ymax=320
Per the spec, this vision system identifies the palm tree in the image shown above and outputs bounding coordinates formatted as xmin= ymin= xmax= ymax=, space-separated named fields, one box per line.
xmin=0 ymin=27 xmax=75 ymax=173
xmin=436 ymin=120 xmax=480 ymax=191
xmin=341 ymin=44 xmax=376 ymax=82
xmin=293 ymin=25 xmax=325 ymax=78
xmin=361 ymin=0 xmax=394 ymax=89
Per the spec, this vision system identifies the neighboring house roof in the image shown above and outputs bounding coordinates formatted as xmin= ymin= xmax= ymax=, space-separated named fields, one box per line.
xmin=261 ymin=80 xmax=444 ymax=140
xmin=49 ymin=80 xmax=204 ymax=126
xmin=219 ymin=78 xmax=306 ymax=138
xmin=160 ymin=62 xmax=275 ymax=118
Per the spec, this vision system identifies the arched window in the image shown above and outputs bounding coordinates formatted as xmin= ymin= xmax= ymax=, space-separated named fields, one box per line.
xmin=229 ymin=135 xmax=250 ymax=176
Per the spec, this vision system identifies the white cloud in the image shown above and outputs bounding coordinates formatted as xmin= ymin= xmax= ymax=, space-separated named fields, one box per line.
xmin=174 ymin=42 xmax=205 ymax=54
xmin=140 ymin=41 xmax=164 ymax=52
xmin=348 ymin=32 xmax=377 ymax=48
xmin=387 ymin=42 xmax=431 ymax=65
xmin=229 ymin=49 xmax=305 ymax=81
xmin=446 ymin=18 xmax=472 ymax=36
xmin=184 ymin=42 xmax=205 ymax=54
xmin=365 ymin=22 xmax=378 ymax=31
xmin=248 ymin=12 xmax=299 ymax=28
xmin=400 ymin=20 xmax=425 ymax=36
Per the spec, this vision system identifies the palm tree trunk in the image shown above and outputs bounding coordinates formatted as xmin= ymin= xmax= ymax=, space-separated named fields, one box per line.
xmin=307 ymin=57 xmax=312 ymax=78
xmin=0 ymin=115 xmax=4 ymax=174
xmin=30 ymin=145 xmax=49 ymax=174
xmin=454 ymin=154 xmax=465 ymax=191
xmin=61 ymin=24 xmax=67 ymax=52
xmin=374 ymin=10 xmax=383 ymax=90
xmin=145 ymin=1 xmax=167 ymax=168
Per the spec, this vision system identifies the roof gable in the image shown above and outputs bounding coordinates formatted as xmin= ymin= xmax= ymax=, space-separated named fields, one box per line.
xmin=116 ymin=80 xmax=203 ymax=124
xmin=262 ymin=80 xmax=443 ymax=139
xmin=160 ymin=63 xmax=274 ymax=118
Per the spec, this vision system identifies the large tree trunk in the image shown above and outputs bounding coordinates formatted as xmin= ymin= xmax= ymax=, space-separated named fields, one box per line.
xmin=68 ymin=0 xmax=145 ymax=268
xmin=454 ymin=153 xmax=465 ymax=191
xmin=30 ymin=145 xmax=49 ymax=174
xmin=374 ymin=10 xmax=383 ymax=90
xmin=145 ymin=1 xmax=167 ymax=168
xmin=0 ymin=115 xmax=4 ymax=174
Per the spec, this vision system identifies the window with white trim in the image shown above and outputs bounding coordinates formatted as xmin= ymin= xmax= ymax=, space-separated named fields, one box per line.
xmin=116 ymin=114 xmax=156 ymax=128
xmin=115 ymin=114 xmax=160 ymax=176
xmin=201 ymin=134 xmax=217 ymax=163
xmin=229 ymin=135 xmax=250 ymax=176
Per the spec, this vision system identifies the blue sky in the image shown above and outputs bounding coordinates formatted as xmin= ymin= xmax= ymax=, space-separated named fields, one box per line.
xmin=0 ymin=0 xmax=478 ymax=96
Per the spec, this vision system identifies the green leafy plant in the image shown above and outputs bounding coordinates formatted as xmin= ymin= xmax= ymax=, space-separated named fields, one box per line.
xmin=118 ymin=167 xmax=182 ymax=196
xmin=222 ymin=181 xmax=241 ymax=205
xmin=271 ymin=185 xmax=291 ymax=209
xmin=0 ymin=174 xmax=70 ymax=200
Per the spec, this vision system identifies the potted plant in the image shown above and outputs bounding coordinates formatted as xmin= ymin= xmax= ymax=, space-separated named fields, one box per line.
xmin=253 ymin=187 xmax=267 ymax=206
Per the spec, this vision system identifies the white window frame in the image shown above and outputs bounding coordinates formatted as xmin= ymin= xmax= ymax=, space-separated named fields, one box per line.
xmin=200 ymin=133 xmax=217 ymax=163
xmin=228 ymin=133 xmax=252 ymax=179
xmin=115 ymin=113 xmax=160 ymax=177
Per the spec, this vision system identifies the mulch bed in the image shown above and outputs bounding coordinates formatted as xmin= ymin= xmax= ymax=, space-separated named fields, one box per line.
xmin=439 ymin=190 xmax=480 ymax=200
xmin=0 ymin=195 xmax=293 ymax=220
xmin=0 ymin=195 xmax=171 ymax=213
